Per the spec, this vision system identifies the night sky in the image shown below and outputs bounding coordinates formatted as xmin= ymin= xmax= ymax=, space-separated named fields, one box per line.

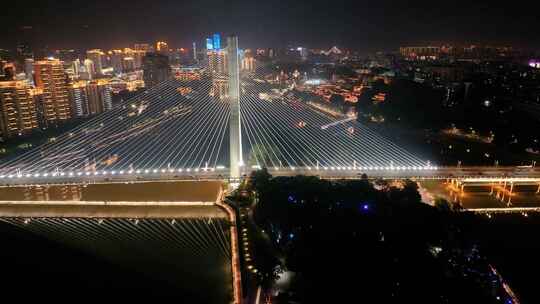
xmin=3 ymin=0 xmax=540 ymax=52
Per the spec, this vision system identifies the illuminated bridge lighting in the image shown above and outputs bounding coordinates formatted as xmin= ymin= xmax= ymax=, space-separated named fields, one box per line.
xmin=0 ymin=71 xmax=431 ymax=181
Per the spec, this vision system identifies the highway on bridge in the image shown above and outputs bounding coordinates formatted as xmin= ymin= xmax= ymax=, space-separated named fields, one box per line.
xmin=0 ymin=166 xmax=539 ymax=186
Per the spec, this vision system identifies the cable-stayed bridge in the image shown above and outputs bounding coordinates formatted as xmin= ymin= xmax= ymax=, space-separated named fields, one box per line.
xmin=0 ymin=36 xmax=538 ymax=304
xmin=0 ymin=36 xmax=539 ymax=185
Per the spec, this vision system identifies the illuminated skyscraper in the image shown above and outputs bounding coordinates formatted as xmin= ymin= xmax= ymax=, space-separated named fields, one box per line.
xmin=208 ymin=49 xmax=228 ymax=76
xmin=124 ymin=49 xmax=145 ymax=69
xmin=192 ymin=42 xmax=197 ymax=61
xmin=241 ymin=56 xmax=256 ymax=72
xmin=69 ymin=79 xmax=112 ymax=117
xmin=33 ymin=59 xmax=72 ymax=125
xmin=72 ymin=59 xmax=81 ymax=78
xmin=134 ymin=43 xmax=152 ymax=52
xmin=122 ymin=57 xmax=135 ymax=72
xmin=2 ymin=63 xmax=16 ymax=81
xmin=70 ymin=80 xmax=88 ymax=117
xmin=83 ymin=59 xmax=95 ymax=79
xmin=16 ymin=43 xmax=33 ymax=65
xmin=86 ymin=49 xmax=103 ymax=75
xmin=210 ymin=77 xmax=229 ymax=99
xmin=87 ymin=80 xmax=112 ymax=114
xmin=0 ymin=80 xmax=39 ymax=139
xmin=213 ymin=33 xmax=221 ymax=50
xmin=24 ymin=58 xmax=34 ymax=83
xmin=55 ymin=49 xmax=77 ymax=63
xmin=142 ymin=53 xmax=171 ymax=88
xmin=110 ymin=50 xmax=124 ymax=73
xmin=156 ymin=41 xmax=169 ymax=55
xmin=0 ymin=49 xmax=11 ymax=62
xmin=206 ymin=38 xmax=214 ymax=50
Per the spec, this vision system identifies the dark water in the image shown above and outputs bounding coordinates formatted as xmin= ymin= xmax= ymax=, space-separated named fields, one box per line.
xmin=0 ymin=180 xmax=232 ymax=303
xmin=0 ymin=219 xmax=232 ymax=303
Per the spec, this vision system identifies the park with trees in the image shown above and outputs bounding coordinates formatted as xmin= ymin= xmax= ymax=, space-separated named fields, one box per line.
xmin=238 ymin=169 xmax=517 ymax=303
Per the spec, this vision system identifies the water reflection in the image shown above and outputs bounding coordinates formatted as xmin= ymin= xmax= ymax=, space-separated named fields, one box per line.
xmin=0 ymin=181 xmax=222 ymax=202
xmin=0 ymin=180 xmax=230 ymax=303
xmin=21 ymin=185 xmax=83 ymax=201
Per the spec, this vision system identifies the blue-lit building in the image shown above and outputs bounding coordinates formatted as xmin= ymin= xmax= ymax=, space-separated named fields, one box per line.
xmin=213 ymin=33 xmax=221 ymax=50
xmin=206 ymin=38 xmax=213 ymax=50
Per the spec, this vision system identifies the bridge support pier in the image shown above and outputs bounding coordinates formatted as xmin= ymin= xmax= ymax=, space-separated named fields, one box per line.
xmin=536 ymin=183 xmax=540 ymax=194
xmin=507 ymin=182 xmax=514 ymax=206
xmin=500 ymin=180 xmax=508 ymax=202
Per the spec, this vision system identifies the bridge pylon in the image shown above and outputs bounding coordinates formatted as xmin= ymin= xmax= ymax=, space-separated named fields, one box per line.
xmin=227 ymin=36 xmax=242 ymax=186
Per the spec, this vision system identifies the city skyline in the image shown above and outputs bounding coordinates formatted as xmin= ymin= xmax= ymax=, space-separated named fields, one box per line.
xmin=3 ymin=0 xmax=540 ymax=52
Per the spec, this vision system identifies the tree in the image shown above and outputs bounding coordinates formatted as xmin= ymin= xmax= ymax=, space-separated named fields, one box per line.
xmin=374 ymin=178 xmax=390 ymax=191
xmin=248 ymin=168 xmax=272 ymax=192
xmin=401 ymin=179 xmax=422 ymax=204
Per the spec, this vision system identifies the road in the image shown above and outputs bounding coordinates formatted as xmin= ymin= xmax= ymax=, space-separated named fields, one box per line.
xmin=0 ymin=166 xmax=539 ymax=186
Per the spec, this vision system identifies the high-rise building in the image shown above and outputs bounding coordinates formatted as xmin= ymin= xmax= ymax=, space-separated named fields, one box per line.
xmin=206 ymin=38 xmax=214 ymax=50
xmin=400 ymin=46 xmax=441 ymax=60
xmin=86 ymin=49 xmax=103 ymax=75
xmin=70 ymin=80 xmax=88 ymax=117
xmin=213 ymin=33 xmax=221 ymax=50
xmin=210 ymin=77 xmax=229 ymax=99
xmin=297 ymin=47 xmax=308 ymax=60
xmin=16 ymin=43 xmax=33 ymax=65
xmin=87 ymin=80 xmax=112 ymax=115
xmin=16 ymin=26 xmax=35 ymax=63
xmin=142 ymin=53 xmax=171 ymax=88
xmin=0 ymin=80 xmax=39 ymax=139
xmin=134 ymin=43 xmax=152 ymax=52
xmin=72 ymin=59 xmax=82 ymax=78
xmin=134 ymin=51 xmax=145 ymax=69
xmin=24 ymin=58 xmax=34 ymax=83
xmin=0 ymin=49 xmax=12 ymax=62
xmin=208 ymin=49 xmax=228 ymax=76
xmin=33 ymin=59 xmax=72 ymax=125
xmin=156 ymin=41 xmax=169 ymax=55
xmin=2 ymin=63 xmax=16 ymax=81
xmin=241 ymin=56 xmax=256 ymax=72
xmin=83 ymin=59 xmax=95 ymax=79
xmin=55 ymin=49 xmax=78 ymax=63
xmin=124 ymin=48 xmax=145 ymax=69
xmin=122 ymin=57 xmax=135 ymax=72
xmin=192 ymin=42 xmax=197 ymax=61
xmin=109 ymin=50 xmax=124 ymax=74
xmin=69 ymin=79 xmax=113 ymax=117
